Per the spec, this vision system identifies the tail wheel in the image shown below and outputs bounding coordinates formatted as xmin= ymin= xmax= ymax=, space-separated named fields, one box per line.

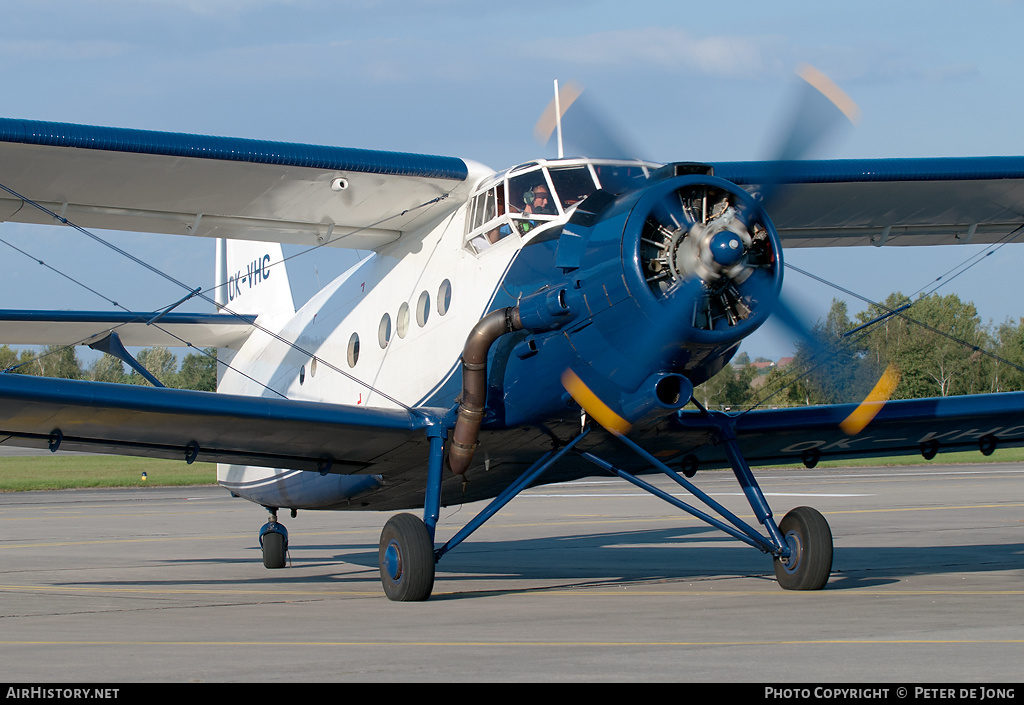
xmin=379 ymin=513 xmax=435 ymax=601
xmin=773 ymin=506 xmax=833 ymax=590
xmin=261 ymin=530 xmax=287 ymax=570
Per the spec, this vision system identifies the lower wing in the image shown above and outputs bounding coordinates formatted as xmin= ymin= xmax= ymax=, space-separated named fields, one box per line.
xmin=0 ymin=373 xmax=435 ymax=473
xmin=668 ymin=392 xmax=1024 ymax=469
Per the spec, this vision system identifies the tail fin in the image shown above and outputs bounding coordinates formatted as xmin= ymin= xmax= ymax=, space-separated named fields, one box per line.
xmin=215 ymin=238 xmax=295 ymax=325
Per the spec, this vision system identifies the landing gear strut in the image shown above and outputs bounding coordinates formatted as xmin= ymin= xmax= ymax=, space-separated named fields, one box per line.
xmin=379 ymin=513 xmax=435 ymax=601
xmin=377 ymin=411 xmax=833 ymax=600
xmin=582 ymin=412 xmax=834 ymax=590
xmin=376 ymin=428 xmax=446 ymax=601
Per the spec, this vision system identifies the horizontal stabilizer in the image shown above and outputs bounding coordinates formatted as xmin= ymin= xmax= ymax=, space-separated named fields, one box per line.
xmin=0 ymin=310 xmax=257 ymax=348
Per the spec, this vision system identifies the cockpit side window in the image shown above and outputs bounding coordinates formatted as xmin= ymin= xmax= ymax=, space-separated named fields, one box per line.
xmin=466 ymin=182 xmax=512 ymax=254
xmin=508 ymin=172 xmax=557 ymax=216
xmin=506 ymin=171 xmax=561 ymax=236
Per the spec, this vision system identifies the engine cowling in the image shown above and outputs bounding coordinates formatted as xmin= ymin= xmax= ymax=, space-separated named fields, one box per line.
xmin=465 ymin=170 xmax=785 ymax=445
xmin=555 ymin=172 xmax=782 ymax=391
xmin=628 ymin=173 xmax=783 ymax=344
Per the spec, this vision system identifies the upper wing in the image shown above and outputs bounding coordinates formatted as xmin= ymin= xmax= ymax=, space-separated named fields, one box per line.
xmin=0 ymin=118 xmax=481 ymax=250
xmin=712 ymin=157 xmax=1024 ymax=247
xmin=0 ymin=310 xmax=256 ymax=348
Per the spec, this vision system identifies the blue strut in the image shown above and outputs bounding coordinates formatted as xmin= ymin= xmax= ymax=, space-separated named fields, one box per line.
xmin=432 ymin=427 xmax=591 ymax=561
xmin=572 ymin=411 xmax=791 ymax=557
xmin=422 ymin=425 xmax=447 ymax=542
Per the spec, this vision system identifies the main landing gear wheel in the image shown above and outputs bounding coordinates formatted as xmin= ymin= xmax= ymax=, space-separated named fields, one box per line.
xmin=379 ymin=513 xmax=435 ymax=602
xmin=773 ymin=506 xmax=833 ymax=590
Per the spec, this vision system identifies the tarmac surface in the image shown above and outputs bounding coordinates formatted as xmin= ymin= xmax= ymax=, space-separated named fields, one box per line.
xmin=0 ymin=462 xmax=1021 ymax=683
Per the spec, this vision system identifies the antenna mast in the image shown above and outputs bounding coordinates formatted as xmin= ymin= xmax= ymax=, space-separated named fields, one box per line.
xmin=554 ymin=79 xmax=564 ymax=159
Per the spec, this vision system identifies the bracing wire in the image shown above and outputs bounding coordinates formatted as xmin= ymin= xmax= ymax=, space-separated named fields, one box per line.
xmin=740 ymin=235 xmax=1024 ymax=413
xmin=0 ymin=179 xmax=460 ymax=412
xmin=0 ymin=233 xmax=290 ymax=398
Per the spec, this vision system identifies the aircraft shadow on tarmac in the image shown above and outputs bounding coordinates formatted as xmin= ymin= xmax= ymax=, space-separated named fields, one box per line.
xmin=53 ymin=525 xmax=1024 ymax=598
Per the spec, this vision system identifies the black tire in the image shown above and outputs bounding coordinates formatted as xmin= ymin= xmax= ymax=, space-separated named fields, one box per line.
xmin=262 ymin=530 xmax=287 ymax=569
xmin=379 ymin=513 xmax=435 ymax=601
xmin=773 ymin=506 xmax=832 ymax=590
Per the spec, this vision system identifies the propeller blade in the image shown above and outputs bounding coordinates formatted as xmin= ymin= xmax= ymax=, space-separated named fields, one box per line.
xmin=749 ymin=65 xmax=860 ymax=214
xmin=839 ymin=363 xmax=901 ymax=435
xmin=771 ymin=64 xmax=861 ymax=163
xmin=561 ymin=367 xmax=633 ymax=436
xmin=533 ymin=80 xmax=583 ymax=148
xmin=534 ymin=81 xmax=639 ymax=160
xmin=549 ymin=67 xmax=867 ymax=434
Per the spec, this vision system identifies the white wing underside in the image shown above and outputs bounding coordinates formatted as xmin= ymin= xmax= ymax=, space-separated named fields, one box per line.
xmin=0 ymin=140 xmax=482 ymax=250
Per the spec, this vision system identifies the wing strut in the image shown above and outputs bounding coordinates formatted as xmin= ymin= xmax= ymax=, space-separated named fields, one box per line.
xmin=88 ymin=331 xmax=165 ymax=388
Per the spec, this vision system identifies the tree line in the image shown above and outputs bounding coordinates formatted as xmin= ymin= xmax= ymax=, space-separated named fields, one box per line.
xmin=696 ymin=291 xmax=1024 ymax=410
xmin=4 ymin=291 xmax=1020 ymax=406
xmin=0 ymin=345 xmax=217 ymax=391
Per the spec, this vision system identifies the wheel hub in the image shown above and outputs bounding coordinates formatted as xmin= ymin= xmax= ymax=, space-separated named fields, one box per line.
xmin=779 ymin=531 xmax=803 ymax=574
xmin=384 ymin=541 xmax=403 ymax=581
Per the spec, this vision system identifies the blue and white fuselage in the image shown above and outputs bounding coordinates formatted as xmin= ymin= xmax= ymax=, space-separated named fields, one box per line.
xmin=216 ymin=156 xmax=784 ymax=510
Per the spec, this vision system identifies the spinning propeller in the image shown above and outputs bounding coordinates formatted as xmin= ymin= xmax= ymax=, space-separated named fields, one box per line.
xmin=536 ymin=66 xmax=891 ymax=435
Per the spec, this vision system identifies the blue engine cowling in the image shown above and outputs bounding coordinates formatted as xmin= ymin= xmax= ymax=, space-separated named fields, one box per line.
xmin=493 ymin=170 xmax=783 ymax=430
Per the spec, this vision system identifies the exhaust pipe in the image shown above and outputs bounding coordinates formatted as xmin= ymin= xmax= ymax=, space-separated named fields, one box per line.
xmin=448 ymin=286 xmax=579 ymax=475
xmin=448 ymin=307 xmax=523 ymax=475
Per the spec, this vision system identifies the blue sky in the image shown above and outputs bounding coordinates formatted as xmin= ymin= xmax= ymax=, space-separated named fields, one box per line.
xmin=3 ymin=0 xmax=1024 ymax=360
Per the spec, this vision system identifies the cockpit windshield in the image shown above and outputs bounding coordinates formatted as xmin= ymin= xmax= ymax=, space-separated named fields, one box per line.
xmin=547 ymin=166 xmax=597 ymax=209
xmin=591 ymin=163 xmax=651 ymax=194
xmin=464 ymin=158 xmax=656 ymax=254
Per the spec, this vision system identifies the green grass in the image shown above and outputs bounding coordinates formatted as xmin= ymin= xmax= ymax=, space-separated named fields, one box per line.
xmin=1 ymin=443 xmax=1021 ymax=492
xmin=0 ymin=454 xmax=216 ymax=491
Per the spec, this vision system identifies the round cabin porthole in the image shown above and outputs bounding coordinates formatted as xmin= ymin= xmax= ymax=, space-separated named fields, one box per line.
xmin=397 ymin=302 xmax=410 ymax=338
xmin=437 ymin=279 xmax=452 ymax=316
xmin=416 ymin=291 xmax=430 ymax=327
xmin=310 ymin=357 xmax=317 ymax=377
xmin=299 ymin=365 xmax=305 ymax=385
xmin=347 ymin=332 xmax=360 ymax=367
xmin=378 ymin=312 xmax=392 ymax=349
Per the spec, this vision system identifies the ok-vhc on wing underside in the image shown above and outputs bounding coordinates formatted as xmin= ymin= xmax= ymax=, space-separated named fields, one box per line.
xmin=1 ymin=98 xmax=1024 ymax=601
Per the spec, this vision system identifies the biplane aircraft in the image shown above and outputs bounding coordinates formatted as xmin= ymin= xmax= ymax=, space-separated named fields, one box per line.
xmin=1 ymin=70 xmax=1024 ymax=600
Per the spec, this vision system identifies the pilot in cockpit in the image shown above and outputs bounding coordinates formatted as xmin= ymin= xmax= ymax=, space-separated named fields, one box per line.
xmin=523 ymin=184 xmax=557 ymax=216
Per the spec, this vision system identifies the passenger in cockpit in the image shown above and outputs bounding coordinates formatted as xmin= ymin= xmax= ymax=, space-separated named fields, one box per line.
xmin=523 ymin=184 xmax=557 ymax=216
